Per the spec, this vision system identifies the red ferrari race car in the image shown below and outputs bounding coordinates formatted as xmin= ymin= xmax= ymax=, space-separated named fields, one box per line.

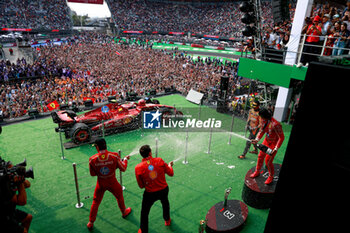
xmin=51 ymin=99 xmax=182 ymax=144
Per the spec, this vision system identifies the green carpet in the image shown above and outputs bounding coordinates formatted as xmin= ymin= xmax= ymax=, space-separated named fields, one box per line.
xmin=0 ymin=94 xmax=291 ymax=233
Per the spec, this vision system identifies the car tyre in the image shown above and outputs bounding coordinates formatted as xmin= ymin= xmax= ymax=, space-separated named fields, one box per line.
xmin=70 ymin=123 xmax=91 ymax=144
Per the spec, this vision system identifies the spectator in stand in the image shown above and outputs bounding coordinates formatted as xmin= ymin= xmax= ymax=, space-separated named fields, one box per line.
xmin=301 ymin=16 xmax=322 ymax=65
xmin=342 ymin=1 xmax=350 ymax=17
xmin=243 ymin=38 xmax=255 ymax=58
xmin=266 ymin=27 xmax=278 ymax=49
xmin=342 ymin=11 xmax=350 ymax=32
xmin=324 ymin=26 xmax=336 ymax=56
xmin=320 ymin=14 xmax=332 ymax=46
xmin=333 ymin=22 xmax=350 ymax=55
xmin=279 ymin=33 xmax=290 ymax=49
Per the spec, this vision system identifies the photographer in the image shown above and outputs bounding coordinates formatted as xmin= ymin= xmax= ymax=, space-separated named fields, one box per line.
xmin=0 ymin=160 xmax=33 ymax=233
xmin=5 ymin=180 xmax=33 ymax=233
xmin=301 ymin=16 xmax=322 ymax=64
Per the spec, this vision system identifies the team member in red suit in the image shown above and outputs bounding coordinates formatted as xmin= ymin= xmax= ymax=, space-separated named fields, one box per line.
xmin=251 ymin=108 xmax=285 ymax=185
xmin=135 ymin=145 xmax=174 ymax=233
xmin=87 ymin=138 xmax=132 ymax=230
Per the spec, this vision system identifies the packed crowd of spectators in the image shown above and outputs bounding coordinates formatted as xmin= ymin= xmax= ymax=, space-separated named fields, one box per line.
xmin=0 ymin=0 xmax=72 ymax=30
xmin=107 ymin=0 xmax=273 ymax=38
xmin=0 ymin=58 xmax=63 ymax=82
xmin=0 ymin=32 xmax=241 ymax=119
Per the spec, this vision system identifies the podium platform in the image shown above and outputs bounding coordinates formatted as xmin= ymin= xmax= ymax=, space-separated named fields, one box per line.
xmin=205 ymin=199 xmax=248 ymax=233
xmin=242 ymin=164 xmax=281 ymax=209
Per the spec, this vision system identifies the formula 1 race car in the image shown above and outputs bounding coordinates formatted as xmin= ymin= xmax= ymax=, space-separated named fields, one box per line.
xmin=51 ymin=99 xmax=182 ymax=144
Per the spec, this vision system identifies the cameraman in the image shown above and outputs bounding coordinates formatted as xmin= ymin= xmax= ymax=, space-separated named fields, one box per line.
xmin=9 ymin=179 xmax=33 ymax=233
xmin=1 ymin=165 xmax=32 ymax=233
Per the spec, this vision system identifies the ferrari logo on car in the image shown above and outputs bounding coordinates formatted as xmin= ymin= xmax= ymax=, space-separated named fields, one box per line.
xmin=123 ymin=117 xmax=132 ymax=124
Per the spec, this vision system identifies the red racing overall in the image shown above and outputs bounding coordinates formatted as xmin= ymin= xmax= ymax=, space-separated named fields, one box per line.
xmin=88 ymin=150 xmax=128 ymax=223
xmin=135 ymin=155 xmax=174 ymax=233
xmin=254 ymin=117 xmax=284 ymax=179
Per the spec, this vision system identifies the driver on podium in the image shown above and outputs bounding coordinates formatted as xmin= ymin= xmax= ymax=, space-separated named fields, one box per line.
xmin=250 ymin=108 xmax=284 ymax=184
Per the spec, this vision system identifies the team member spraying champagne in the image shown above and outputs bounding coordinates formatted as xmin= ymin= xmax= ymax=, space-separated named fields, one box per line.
xmin=87 ymin=138 xmax=132 ymax=230
xmin=135 ymin=145 xmax=174 ymax=233
xmin=250 ymin=109 xmax=285 ymax=185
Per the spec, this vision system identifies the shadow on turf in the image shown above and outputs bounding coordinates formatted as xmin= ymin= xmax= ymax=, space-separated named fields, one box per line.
xmin=80 ymin=205 xmax=140 ymax=233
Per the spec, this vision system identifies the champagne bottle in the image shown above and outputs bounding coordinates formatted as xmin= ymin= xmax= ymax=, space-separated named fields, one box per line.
xmin=198 ymin=220 xmax=206 ymax=233
xmin=256 ymin=143 xmax=274 ymax=155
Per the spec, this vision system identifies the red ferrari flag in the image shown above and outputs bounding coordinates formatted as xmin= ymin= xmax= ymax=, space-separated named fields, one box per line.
xmin=47 ymin=100 xmax=60 ymax=111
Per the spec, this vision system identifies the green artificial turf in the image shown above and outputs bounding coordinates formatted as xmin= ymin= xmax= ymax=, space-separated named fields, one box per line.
xmin=0 ymin=94 xmax=291 ymax=233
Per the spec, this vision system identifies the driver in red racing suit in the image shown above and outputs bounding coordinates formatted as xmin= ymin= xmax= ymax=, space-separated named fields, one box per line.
xmin=251 ymin=108 xmax=285 ymax=185
xmin=87 ymin=138 xmax=132 ymax=230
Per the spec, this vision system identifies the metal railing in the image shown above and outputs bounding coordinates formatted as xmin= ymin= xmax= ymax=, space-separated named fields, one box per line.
xmin=295 ymin=34 xmax=350 ymax=64
xmin=247 ymin=34 xmax=350 ymax=65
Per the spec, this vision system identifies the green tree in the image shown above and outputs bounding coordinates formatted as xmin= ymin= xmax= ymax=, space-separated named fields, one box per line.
xmin=71 ymin=11 xmax=90 ymax=26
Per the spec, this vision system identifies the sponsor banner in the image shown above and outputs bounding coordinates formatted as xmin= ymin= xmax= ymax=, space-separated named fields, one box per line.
xmin=122 ymin=30 xmax=143 ymax=34
xmin=169 ymin=32 xmax=185 ymax=35
xmin=203 ymin=35 xmax=219 ymax=40
xmin=2 ymin=28 xmax=32 ymax=32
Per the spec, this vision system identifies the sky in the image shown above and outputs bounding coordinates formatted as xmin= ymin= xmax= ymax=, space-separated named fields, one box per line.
xmin=67 ymin=1 xmax=111 ymax=18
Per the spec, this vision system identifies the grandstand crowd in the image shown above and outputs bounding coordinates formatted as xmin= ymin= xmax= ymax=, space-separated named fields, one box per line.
xmin=1 ymin=0 xmax=350 ymax=119
xmin=0 ymin=32 xmax=240 ymax=119
xmin=106 ymin=0 xmax=273 ymax=38
xmin=0 ymin=0 xmax=72 ymax=30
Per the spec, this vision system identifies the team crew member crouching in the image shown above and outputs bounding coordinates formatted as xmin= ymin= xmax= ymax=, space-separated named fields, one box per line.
xmin=251 ymin=108 xmax=285 ymax=185
xmin=87 ymin=138 xmax=132 ymax=230
xmin=135 ymin=145 xmax=174 ymax=233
